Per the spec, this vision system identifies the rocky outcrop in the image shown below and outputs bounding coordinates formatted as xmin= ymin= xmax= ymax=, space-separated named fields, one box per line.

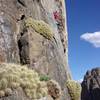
xmin=0 ymin=0 xmax=71 ymax=100
xmin=0 ymin=88 xmax=29 ymax=100
xmin=81 ymin=68 xmax=100 ymax=100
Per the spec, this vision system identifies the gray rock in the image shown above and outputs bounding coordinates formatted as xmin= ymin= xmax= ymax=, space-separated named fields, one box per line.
xmin=0 ymin=0 xmax=71 ymax=100
xmin=81 ymin=68 xmax=100 ymax=100
xmin=0 ymin=88 xmax=29 ymax=100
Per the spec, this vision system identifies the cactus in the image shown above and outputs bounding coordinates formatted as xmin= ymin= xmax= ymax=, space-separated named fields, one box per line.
xmin=0 ymin=90 xmax=5 ymax=97
xmin=66 ymin=80 xmax=81 ymax=100
xmin=47 ymin=80 xmax=61 ymax=99
xmin=0 ymin=63 xmax=48 ymax=99
xmin=5 ymin=88 xmax=12 ymax=96
xmin=0 ymin=63 xmax=62 ymax=99
xmin=0 ymin=78 xmax=8 ymax=90
xmin=10 ymin=82 xmax=20 ymax=89
xmin=25 ymin=17 xmax=53 ymax=40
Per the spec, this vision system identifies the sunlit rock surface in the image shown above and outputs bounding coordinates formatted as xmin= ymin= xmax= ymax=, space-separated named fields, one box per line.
xmin=0 ymin=0 xmax=71 ymax=100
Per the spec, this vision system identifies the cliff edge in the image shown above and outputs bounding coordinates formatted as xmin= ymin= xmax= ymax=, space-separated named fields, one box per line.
xmin=0 ymin=0 xmax=71 ymax=100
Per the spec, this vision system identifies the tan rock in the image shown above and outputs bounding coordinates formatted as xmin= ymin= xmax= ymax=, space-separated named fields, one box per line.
xmin=0 ymin=0 xmax=71 ymax=100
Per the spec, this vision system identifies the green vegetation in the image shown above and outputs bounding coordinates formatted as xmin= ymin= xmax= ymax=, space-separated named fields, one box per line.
xmin=40 ymin=75 xmax=50 ymax=81
xmin=66 ymin=80 xmax=81 ymax=100
xmin=25 ymin=17 xmax=53 ymax=40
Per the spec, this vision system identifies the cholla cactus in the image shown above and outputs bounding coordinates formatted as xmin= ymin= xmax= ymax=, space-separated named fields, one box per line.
xmin=66 ymin=80 xmax=81 ymax=100
xmin=0 ymin=90 xmax=5 ymax=97
xmin=10 ymin=82 xmax=20 ymax=89
xmin=0 ymin=63 xmax=48 ymax=99
xmin=0 ymin=78 xmax=8 ymax=90
xmin=5 ymin=88 xmax=12 ymax=96
xmin=25 ymin=17 xmax=53 ymax=40
xmin=47 ymin=80 xmax=61 ymax=100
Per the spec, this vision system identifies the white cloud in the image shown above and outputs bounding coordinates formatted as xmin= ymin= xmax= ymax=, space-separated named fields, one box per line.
xmin=77 ymin=78 xmax=83 ymax=83
xmin=80 ymin=31 xmax=100 ymax=47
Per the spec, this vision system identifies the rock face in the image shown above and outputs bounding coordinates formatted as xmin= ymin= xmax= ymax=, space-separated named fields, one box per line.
xmin=0 ymin=88 xmax=29 ymax=100
xmin=0 ymin=0 xmax=71 ymax=100
xmin=0 ymin=88 xmax=53 ymax=100
xmin=81 ymin=68 xmax=100 ymax=100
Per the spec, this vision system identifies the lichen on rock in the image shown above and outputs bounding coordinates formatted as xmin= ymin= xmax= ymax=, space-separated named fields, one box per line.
xmin=25 ymin=17 xmax=53 ymax=40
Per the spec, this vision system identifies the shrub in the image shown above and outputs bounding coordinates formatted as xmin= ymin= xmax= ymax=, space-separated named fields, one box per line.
xmin=40 ymin=75 xmax=50 ymax=81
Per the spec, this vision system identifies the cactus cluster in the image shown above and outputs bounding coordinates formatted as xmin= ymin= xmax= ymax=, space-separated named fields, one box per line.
xmin=66 ymin=80 xmax=81 ymax=100
xmin=47 ymin=80 xmax=61 ymax=99
xmin=0 ymin=63 xmax=48 ymax=99
xmin=25 ymin=17 xmax=53 ymax=40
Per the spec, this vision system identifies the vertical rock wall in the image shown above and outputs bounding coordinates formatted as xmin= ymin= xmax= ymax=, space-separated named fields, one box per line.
xmin=0 ymin=0 xmax=71 ymax=99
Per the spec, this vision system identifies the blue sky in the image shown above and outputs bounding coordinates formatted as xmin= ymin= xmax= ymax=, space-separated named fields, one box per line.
xmin=66 ymin=0 xmax=100 ymax=80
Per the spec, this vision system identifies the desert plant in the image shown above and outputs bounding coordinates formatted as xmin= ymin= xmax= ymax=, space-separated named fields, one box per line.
xmin=0 ymin=78 xmax=8 ymax=90
xmin=25 ymin=17 xmax=53 ymax=40
xmin=47 ymin=80 xmax=61 ymax=100
xmin=40 ymin=75 xmax=50 ymax=81
xmin=0 ymin=90 xmax=5 ymax=97
xmin=5 ymin=88 xmax=12 ymax=96
xmin=0 ymin=63 xmax=48 ymax=99
xmin=66 ymin=80 xmax=81 ymax=100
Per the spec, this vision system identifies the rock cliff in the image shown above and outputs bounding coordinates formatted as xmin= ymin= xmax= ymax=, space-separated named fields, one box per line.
xmin=0 ymin=0 xmax=71 ymax=100
xmin=81 ymin=68 xmax=100 ymax=100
